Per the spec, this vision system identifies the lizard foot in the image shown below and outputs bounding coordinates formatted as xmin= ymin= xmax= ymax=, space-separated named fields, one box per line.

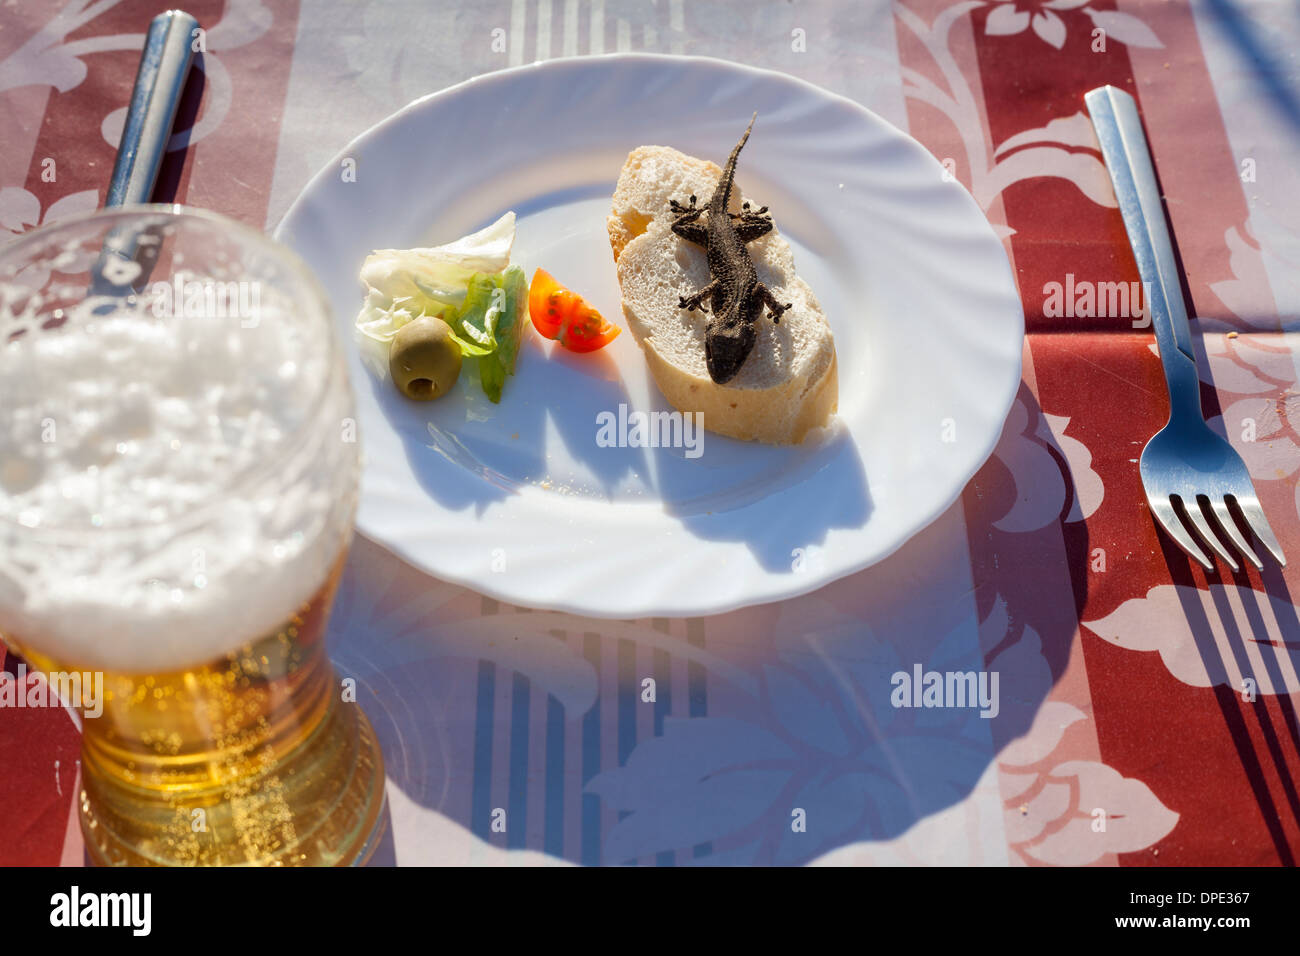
xmin=678 ymin=280 xmax=718 ymax=312
xmin=729 ymin=210 xmax=775 ymax=243
xmin=669 ymin=194 xmax=699 ymax=215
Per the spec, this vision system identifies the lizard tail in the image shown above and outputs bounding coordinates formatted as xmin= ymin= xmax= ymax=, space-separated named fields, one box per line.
xmin=716 ymin=111 xmax=757 ymax=207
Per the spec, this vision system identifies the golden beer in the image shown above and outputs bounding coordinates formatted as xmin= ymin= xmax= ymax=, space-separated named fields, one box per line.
xmin=0 ymin=208 xmax=386 ymax=866
xmin=8 ymin=553 xmax=384 ymax=866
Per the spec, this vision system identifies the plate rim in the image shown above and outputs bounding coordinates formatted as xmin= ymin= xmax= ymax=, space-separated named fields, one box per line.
xmin=274 ymin=52 xmax=1025 ymax=617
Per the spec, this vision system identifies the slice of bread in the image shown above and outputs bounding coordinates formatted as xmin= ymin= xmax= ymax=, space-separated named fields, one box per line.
xmin=607 ymin=145 xmax=838 ymax=445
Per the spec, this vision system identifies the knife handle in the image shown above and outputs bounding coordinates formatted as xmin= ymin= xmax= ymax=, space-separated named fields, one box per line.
xmin=105 ymin=10 xmax=199 ymax=208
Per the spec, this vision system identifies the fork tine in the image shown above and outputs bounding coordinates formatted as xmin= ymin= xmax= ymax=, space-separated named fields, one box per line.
xmin=1150 ymin=496 xmax=1212 ymax=569
xmin=1209 ymin=498 xmax=1262 ymax=570
xmin=1232 ymin=495 xmax=1286 ymax=567
xmin=1181 ymin=497 xmax=1239 ymax=571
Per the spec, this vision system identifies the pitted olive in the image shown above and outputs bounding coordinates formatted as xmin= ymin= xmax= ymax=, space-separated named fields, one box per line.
xmin=389 ymin=317 xmax=462 ymax=400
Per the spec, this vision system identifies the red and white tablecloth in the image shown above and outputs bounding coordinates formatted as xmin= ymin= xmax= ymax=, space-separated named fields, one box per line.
xmin=3 ymin=0 xmax=1300 ymax=866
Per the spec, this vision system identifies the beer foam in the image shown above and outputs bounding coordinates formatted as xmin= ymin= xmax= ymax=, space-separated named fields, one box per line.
xmin=0 ymin=289 xmax=358 ymax=673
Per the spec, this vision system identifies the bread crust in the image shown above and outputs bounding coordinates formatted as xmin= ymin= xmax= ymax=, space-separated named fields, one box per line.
xmin=607 ymin=146 xmax=729 ymax=263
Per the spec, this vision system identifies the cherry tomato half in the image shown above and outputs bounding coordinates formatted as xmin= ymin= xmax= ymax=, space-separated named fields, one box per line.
xmin=528 ymin=268 xmax=621 ymax=353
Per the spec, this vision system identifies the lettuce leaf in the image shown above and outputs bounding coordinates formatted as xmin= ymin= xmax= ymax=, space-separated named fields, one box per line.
xmin=355 ymin=292 xmax=421 ymax=343
xmin=453 ymin=265 xmax=527 ymax=403
xmin=358 ymin=211 xmax=516 ymax=309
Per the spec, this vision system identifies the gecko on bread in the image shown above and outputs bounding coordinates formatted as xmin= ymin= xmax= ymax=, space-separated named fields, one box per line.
xmin=607 ymin=115 xmax=839 ymax=445
xmin=667 ymin=113 xmax=792 ymax=384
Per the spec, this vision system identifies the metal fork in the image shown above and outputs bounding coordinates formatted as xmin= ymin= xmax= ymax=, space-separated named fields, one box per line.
xmin=1085 ymin=85 xmax=1284 ymax=571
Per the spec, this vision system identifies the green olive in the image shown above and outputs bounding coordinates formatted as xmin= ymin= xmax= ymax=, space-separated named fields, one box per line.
xmin=389 ymin=317 xmax=462 ymax=401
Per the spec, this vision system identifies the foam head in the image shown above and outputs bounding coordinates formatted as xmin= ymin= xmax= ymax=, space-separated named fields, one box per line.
xmin=0 ymin=208 xmax=359 ymax=672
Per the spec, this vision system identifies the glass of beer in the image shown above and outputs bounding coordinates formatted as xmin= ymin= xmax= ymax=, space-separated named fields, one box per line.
xmin=0 ymin=206 xmax=386 ymax=865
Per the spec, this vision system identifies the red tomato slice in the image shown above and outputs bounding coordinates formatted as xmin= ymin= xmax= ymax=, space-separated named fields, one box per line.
xmin=528 ymin=268 xmax=621 ymax=352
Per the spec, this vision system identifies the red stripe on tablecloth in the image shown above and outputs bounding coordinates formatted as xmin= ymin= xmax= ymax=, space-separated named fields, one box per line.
xmin=971 ymin=0 xmax=1144 ymax=335
xmin=0 ymin=660 xmax=82 ymax=867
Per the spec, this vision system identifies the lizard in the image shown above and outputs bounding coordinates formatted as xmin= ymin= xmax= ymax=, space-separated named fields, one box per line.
xmin=668 ymin=111 xmax=791 ymax=385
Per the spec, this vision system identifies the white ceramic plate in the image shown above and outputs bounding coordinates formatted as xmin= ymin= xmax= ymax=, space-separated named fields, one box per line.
xmin=275 ymin=54 xmax=1023 ymax=618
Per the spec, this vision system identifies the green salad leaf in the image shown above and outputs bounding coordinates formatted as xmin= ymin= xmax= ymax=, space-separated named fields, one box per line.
xmin=452 ymin=266 xmax=527 ymax=403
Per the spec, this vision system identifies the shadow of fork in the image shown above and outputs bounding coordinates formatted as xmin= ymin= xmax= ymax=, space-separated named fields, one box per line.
xmin=1160 ymin=536 xmax=1300 ymax=864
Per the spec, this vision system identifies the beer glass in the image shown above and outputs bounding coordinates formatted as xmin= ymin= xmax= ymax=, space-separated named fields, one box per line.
xmin=0 ymin=207 xmax=386 ymax=865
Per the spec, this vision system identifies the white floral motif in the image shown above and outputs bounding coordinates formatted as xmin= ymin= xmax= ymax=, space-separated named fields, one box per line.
xmin=892 ymin=3 xmax=1129 ymax=223
xmin=809 ymin=701 xmax=1179 ymax=866
xmin=983 ymin=0 xmax=1162 ymax=51
xmin=0 ymin=186 xmax=100 ymax=291
xmin=1085 ymin=584 xmax=1300 ymax=695
xmin=0 ymin=186 xmax=98 ymax=238
xmin=1039 ymin=414 xmax=1104 ymax=522
xmin=988 ymin=395 xmax=1073 ymax=533
xmin=999 ymin=702 xmax=1178 ymax=864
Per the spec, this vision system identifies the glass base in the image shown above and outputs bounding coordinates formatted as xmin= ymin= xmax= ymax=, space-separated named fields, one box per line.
xmin=80 ymin=703 xmax=388 ymax=867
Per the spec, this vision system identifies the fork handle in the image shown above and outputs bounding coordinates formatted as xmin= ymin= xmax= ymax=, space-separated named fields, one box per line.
xmin=1085 ymin=86 xmax=1202 ymax=423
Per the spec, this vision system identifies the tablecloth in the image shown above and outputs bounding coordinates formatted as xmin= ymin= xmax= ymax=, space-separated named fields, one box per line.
xmin=2 ymin=0 xmax=1300 ymax=866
